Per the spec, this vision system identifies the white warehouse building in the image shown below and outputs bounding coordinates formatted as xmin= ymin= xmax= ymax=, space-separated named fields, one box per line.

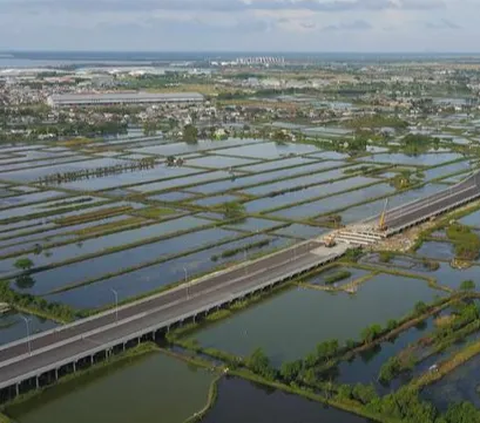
xmin=47 ymin=92 xmax=204 ymax=107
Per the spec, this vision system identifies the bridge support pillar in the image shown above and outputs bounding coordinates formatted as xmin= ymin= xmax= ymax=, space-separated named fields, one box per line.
xmin=73 ymin=361 xmax=76 ymax=373
xmin=54 ymin=368 xmax=58 ymax=381
xmin=90 ymin=355 xmax=94 ymax=365
xmin=122 ymin=343 xmax=126 ymax=352
xmin=36 ymin=376 xmax=39 ymax=390
xmin=15 ymin=384 xmax=19 ymax=397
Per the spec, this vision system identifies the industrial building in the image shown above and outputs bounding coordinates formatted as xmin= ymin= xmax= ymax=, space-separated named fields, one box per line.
xmin=47 ymin=92 xmax=204 ymax=107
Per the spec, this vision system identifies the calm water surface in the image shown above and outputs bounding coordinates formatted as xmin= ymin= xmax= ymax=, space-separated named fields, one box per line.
xmin=8 ymin=353 xmax=214 ymax=423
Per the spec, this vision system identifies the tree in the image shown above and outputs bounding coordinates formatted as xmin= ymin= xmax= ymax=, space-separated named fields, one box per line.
xmin=183 ymin=124 xmax=198 ymax=144
xmin=246 ymin=348 xmax=276 ymax=380
xmin=315 ymin=339 xmax=340 ymax=361
xmin=386 ymin=319 xmax=398 ymax=332
xmin=352 ymin=384 xmax=378 ymax=405
xmin=143 ymin=121 xmax=157 ymax=136
xmin=222 ymin=202 xmax=246 ymax=221
xmin=15 ymin=274 xmax=36 ymax=290
xmin=14 ymin=258 xmax=34 ymax=272
xmin=361 ymin=324 xmax=383 ymax=344
xmin=460 ymin=280 xmax=476 ymax=291
xmin=280 ymin=360 xmax=303 ymax=383
xmin=378 ymin=356 xmax=402 ymax=383
xmin=444 ymin=402 xmax=480 ymax=423
xmin=414 ymin=301 xmax=429 ymax=316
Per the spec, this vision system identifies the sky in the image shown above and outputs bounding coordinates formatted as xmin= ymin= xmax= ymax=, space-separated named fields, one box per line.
xmin=0 ymin=0 xmax=479 ymax=52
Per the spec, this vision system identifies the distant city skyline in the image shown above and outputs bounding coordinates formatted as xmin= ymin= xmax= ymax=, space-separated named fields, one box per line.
xmin=0 ymin=0 xmax=478 ymax=52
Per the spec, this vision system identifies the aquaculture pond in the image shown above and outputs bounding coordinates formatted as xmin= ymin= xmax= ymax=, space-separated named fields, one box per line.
xmin=270 ymin=183 xmax=394 ymax=220
xmin=0 ymin=216 xmax=209 ymax=274
xmin=416 ymin=241 xmax=455 ymax=261
xmin=6 ymin=352 xmax=215 ymax=423
xmin=307 ymin=266 xmax=372 ymax=286
xmin=0 ymin=313 xmax=57 ymax=345
xmin=421 ymin=352 xmax=480 ymax=411
xmin=45 ymin=234 xmax=291 ymax=309
xmin=429 ymin=262 xmax=480 ymax=290
xmin=202 ymin=377 xmax=371 ymax=423
xmin=331 ymin=316 xmax=437 ymax=391
xmin=15 ymin=227 xmax=240 ymax=296
xmin=191 ymin=274 xmax=442 ymax=365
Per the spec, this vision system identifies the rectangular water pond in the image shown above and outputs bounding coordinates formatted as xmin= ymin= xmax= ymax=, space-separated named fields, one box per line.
xmin=307 ymin=266 xmax=371 ymax=286
xmin=421 ymin=351 xmax=480 ymax=411
xmin=18 ymin=227 xmax=239 ymax=296
xmin=6 ymin=352 xmax=215 ymax=423
xmin=202 ymin=377 xmax=370 ymax=423
xmin=0 ymin=216 xmax=208 ymax=274
xmin=45 ymin=234 xmax=290 ymax=309
xmin=191 ymin=274 xmax=442 ymax=365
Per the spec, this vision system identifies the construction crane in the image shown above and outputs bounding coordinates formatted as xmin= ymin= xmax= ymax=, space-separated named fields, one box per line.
xmin=323 ymin=234 xmax=336 ymax=248
xmin=378 ymin=198 xmax=389 ymax=231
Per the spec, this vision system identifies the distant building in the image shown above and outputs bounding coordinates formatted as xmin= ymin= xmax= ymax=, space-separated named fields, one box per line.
xmin=47 ymin=92 xmax=204 ymax=107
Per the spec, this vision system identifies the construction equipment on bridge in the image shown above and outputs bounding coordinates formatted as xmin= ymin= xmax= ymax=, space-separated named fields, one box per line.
xmin=323 ymin=234 xmax=336 ymax=248
xmin=378 ymin=198 xmax=389 ymax=231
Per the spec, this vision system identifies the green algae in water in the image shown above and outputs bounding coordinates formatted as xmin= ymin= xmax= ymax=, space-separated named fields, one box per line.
xmin=7 ymin=353 xmax=215 ymax=423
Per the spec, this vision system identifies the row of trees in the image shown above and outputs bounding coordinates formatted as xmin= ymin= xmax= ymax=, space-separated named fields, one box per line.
xmin=37 ymin=158 xmax=156 ymax=185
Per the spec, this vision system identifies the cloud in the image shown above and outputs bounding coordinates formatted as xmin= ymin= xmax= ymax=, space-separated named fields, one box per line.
xmin=425 ymin=18 xmax=462 ymax=29
xmin=323 ymin=19 xmax=373 ymax=31
xmin=0 ymin=0 xmax=446 ymax=14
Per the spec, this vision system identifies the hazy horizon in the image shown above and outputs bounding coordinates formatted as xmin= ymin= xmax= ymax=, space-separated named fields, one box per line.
xmin=0 ymin=0 xmax=478 ymax=52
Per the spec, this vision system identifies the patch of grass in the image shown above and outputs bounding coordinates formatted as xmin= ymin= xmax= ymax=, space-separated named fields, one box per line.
xmin=134 ymin=207 xmax=175 ymax=219
xmin=72 ymin=217 xmax=147 ymax=236
xmin=53 ymin=206 xmax=133 ymax=226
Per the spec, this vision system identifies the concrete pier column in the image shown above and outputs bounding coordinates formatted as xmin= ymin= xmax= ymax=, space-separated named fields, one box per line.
xmin=15 ymin=384 xmax=19 ymax=397
xmin=73 ymin=361 xmax=76 ymax=372
xmin=122 ymin=343 xmax=126 ymax=352
xmin=36 ymin=377 xmax=40 ymax=390
xmin=54 ymin=368 xmax=58 ymax=381
xmin=91 ymin=355 xmax=94 ymax=365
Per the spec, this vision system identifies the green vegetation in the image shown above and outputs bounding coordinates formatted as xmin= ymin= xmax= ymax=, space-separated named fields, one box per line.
xmin=246 ymin=348 xmax=276 ymax=380
xmin=422 ymin=258 xmax=440 ymax=271
xmin=361 ymin=324 xmax=383 ymax=344
xmin=221 ymin=201 xmax=246 ymax=221
xmin=183 ymin=124 xmax=199 ymax=144
xmin=183 ymin=375 xmax=221 ymax=423
xmin=0 ymin=280 xmax=75 ymax=323
xmin=378 ymin=354 xmax=415 ymax=384
xmin=460 ymin=280 xmax=476 ymax=291
xmin=446 ymin=223 xmax=480 ymax=261
xmin=399 ymin=134 xmax=440 ymax=155
xmin=379 ymin=251 xmax=394 ymax=263
xmin=346 ymin=114 xmax=408 ymax=130
xmin=324 ymin=270 xmax=352 ymax=285
xmin=53 ymin=206 xmax=133 ymax=226
xmin=343 ymin=248 xmax=363 ymax=263
xmin=14 ymin=258 xmax=34 ymax=272
xmin=211 ymin=239 xmax=270 ymax=262
xmin=135 ymin=207 xmax=175 ymax=219
xmin=389 ymin=170 xmax=421 ymax=190
xmin=0 ymin=413 xmax=12 ymax=423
